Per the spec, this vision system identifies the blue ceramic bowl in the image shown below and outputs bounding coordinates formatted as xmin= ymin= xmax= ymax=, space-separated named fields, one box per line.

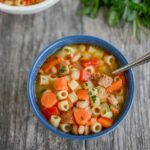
xmin=27 ymin=35 xmax=135 ymax=140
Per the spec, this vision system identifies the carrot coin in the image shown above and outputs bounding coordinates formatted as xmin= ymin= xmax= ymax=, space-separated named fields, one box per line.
xmin=74 ymin=108 xmax=91 ymax=125
xmin=41 ymin=90 xmax=57 ymax=108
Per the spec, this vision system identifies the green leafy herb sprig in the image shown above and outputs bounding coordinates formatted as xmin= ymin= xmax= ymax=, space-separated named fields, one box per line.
xmin=77 ymin=0 xmax=150 ymax=37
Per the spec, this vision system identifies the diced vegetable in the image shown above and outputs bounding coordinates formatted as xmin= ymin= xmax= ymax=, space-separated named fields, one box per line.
xmin=54 ymin=77 xmax=68 ymax=91
xmin=106 ymin=79 xmax=123 ymax=93
xmin=68 ymin=92 xmax=78 ymax=103
xmin=61 ymin=110 xmax=75 ymax=124
xmin=77 ymin=90 xmax=89 ymax=101
xmin=81 ymin=58 xmax=99 ymax=67
xmin=42 ymin=107 xmax=59 ymax=120
xmin=98 ymin=74 xmax=113 ymax=88
xmin=80 ymin=70 xmax=92 ymax=82
xmin=41 ymin=91 xmax=58 ymax=108
xmin=68 ymin=80 xmax=80 ymax=91
xmin=98 ymin=117 xmax=113 ymax=128
xmin=42 ymin=56 xmax=62 ymax=73
xmin=39 ymin=75 xmax=50 ymax=85
xmin=74 ymin=108 xmax=91 ymax=125
xmin=76 ymin=100 xmax=89 ymax=109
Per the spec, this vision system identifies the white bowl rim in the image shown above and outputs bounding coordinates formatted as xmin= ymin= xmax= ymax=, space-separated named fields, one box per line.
xmin=0 ymin=0 xmax=59 ymax=14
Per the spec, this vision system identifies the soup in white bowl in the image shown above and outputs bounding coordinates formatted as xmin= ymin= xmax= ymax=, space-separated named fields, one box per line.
xmin=0 ymin=0 xmax=59 ymax=14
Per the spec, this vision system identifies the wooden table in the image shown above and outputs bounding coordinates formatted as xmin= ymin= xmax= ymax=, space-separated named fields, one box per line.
xmin=0 ymin=1 xmax=150 ymax=150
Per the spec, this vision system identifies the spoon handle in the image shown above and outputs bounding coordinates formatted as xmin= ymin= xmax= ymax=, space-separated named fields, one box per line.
xmin=112 ymin=52 xmax=150 ymax=74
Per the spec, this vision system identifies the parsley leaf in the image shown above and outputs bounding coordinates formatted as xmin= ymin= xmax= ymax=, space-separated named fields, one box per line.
xmin=77 ymin=0 xmax=150 ymax=38
xmin=59 ymin=66 xmax=67 ymax=73
xmin=91 ymin=95 xmax=97 ymax=103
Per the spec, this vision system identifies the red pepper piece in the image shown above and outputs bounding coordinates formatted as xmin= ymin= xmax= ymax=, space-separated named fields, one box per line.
xmin=80 ymin=70 xmax=92 ymax=82
xmin=81 ymin=58 xmax=99 ymax=67
xmin=42 ymin=107 xmax=59 ymax=120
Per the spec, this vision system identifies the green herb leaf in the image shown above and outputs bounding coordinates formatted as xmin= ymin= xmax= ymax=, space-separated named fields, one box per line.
xmin=77 ymin=0 xmax=150 ymax=38
xmin=108 ymin=8 xmax=120 ymax=27
xmin=85 ymin=82 xmax=88 ymax=86
xmin=91 ymin=95 xmax=97 ymax=103
xmin=59 ymin=66 xmax=67 ymax=73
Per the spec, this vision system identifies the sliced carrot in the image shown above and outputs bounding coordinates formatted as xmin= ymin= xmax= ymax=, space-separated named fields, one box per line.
xmin=42 ymin=56 xmax=62 ymax=73
xmin=54 ymin=77 xmax=68 ymax=91
xmin=74 ymin=108 xmax=91 ymax=125
xmin=106 ymin=79 xmax=123 ymax=93
xmin=87 ymin=117 xmax=97 ymax=126
xmin=41 ymin=90 xmax=57 ymax=108
xmin=98 ymin=117 xmax=113 ymax=128
xmin=77 ymin=90 xmax=89 ymax=101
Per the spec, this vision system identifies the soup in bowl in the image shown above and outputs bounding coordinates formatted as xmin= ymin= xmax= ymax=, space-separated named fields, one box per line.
xmin=0 ymin=0 xmax=44 ymax=6
xmin=27 ymin=35 xmax=135 ymax=140
xmin=0 ymin=0 xmax=59 ymax=14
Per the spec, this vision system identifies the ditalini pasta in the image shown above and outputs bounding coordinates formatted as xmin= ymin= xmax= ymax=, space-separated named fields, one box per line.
xmin=0 ymin=0 xmax=44 ymax=6
xmin=50 ymin=115 xmax=61 ymax=128
xmin=35 ymin=44 xmax=127 ymax=135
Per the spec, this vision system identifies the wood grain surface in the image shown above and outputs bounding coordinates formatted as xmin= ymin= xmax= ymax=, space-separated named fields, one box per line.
xmin=0 ymin=0 xmax=150 ymax=150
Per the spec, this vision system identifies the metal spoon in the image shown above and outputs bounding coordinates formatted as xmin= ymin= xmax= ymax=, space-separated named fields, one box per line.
xmin=112 ymin=52 xmax=150 ymax=74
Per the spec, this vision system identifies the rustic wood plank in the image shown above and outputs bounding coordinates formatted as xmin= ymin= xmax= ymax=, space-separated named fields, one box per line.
xmin=83 ymin=9 xmax=150 ymax=150
xmin=0 ymin=1 xmax=84 ymax=150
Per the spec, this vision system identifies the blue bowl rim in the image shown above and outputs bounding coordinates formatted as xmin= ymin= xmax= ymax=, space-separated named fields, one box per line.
xmin=27 ymin=35 xmax=135 ymax=140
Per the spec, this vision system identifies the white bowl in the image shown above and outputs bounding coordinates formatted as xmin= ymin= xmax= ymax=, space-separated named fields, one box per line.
xmin=0 ymin=0 xmax=59 ymax=15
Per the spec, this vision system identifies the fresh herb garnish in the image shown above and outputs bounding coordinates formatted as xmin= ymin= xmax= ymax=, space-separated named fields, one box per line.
xmin=59 ymin=66 xmax=66 ymax=73
xmin=91 ymin=95 xmax=97 ymax=103
xmin=85 ymin=82 xmax=88 ymax=86
xmin=77 ymin=0 xmax=150 ymax=37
